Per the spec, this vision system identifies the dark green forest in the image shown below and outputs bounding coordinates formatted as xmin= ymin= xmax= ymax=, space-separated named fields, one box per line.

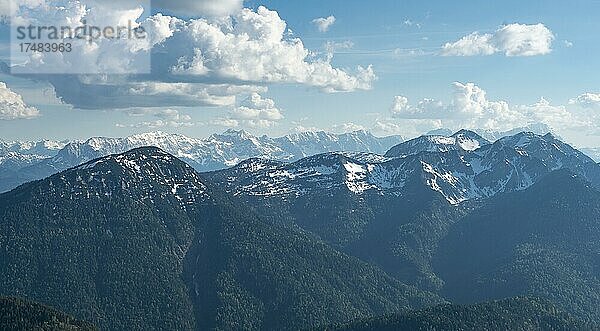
xmin=0 ymin=148 xmax=441 ymax=330
xmin=330 ymin=297 xmax=588 ymax=331
xmin=0 ymin=296 xmax=96 ymax=330
xmin=1 ymin=147 xmax=600 ymax=330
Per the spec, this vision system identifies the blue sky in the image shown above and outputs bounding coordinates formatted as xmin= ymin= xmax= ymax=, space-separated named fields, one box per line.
xmin=1 ymin=0 xmax=600 ymax=147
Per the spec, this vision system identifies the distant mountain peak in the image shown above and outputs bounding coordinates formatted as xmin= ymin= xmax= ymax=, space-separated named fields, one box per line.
xmin=128 ymin=131 xmax=182 ymax=139
xmin=451 ymin=129 xmax=484 ymax=139
xmin=498 ymin=131 xmax=556 ymax=147
xmin=426 ymin=128 xmax=454 ymax=136
xmin=476 ymin=123 xmax=556 ymax=142
xmin=77 ymin=146 xmax=187 ymax=173
xmin=386 ymin=130 xmax=489 ymax=157
xmin=220 ymin=128 xmax=253 ymax=138
xmin=345 ymin=129 xmax=372 ymax=136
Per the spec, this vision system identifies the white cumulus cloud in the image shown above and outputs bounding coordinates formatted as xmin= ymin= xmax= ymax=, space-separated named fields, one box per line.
xmin=390 ymin=95 xmax=445 ymax=119
xmin=216 ymin=93 xmax=284 ymax=128
xmin=5 ymin=3 xmax=375 ymax=111
xmin=211 ymin=118 xmax=240 ymax=128
xmin=9 ymin=2 xmax=179 ymax=75
xmin=569 ymin=93 xmax=600 ymax=109
xmin=232 ymin=93 xmax=283 ymax=121
xmin=0 ymin=82 xmax=40 ymax=120
xmin=332 ymin=122 xmax=366 ymax=133
xmin=441 ymin=23 xmax=555 ymax=57
xmin=387 ymin=82 xmax=580 ymax=132
xmin=175 ymin=7 xmax=373 ymax=93
xmin=119 ymin=108 xmax=194 ymax=129
xmin=516 ymin=97 xmax=587 ymax=130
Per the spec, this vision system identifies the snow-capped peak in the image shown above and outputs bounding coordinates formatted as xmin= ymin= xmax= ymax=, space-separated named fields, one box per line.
xmin=385 ymin=130 xmax=489 ymax=157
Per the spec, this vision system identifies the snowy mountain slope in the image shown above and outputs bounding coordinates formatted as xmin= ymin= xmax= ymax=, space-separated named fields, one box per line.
xmin=71 ymin=147 xmax=209 ymax=209
xmin=477 ymin=123 xmax=555 ymax=142
xmin=0 ymin=139 xmax=67 ymax=156
xmin=0 ymin=130 xmax=403 ymax=193
xmin=209 ymin=131 xmax=600 ymax=205
xmin=386 ymin=130 xmax=490 ymax=158
xmin=426 ymin=123 xmax=554 ymax=142
xmin=0 ymin=139 xmax=68 ymax=168
xmin=582 ymin=148 xmax=600 ymax=163
xmin=52 ymin=130 xmax=402 ymax=172
xmin=274 ymin=130 xmax=402 ymax=159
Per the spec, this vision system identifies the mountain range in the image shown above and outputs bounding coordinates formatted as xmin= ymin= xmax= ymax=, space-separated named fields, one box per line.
xmin=4 ymin=126 xmax=600 ymax=195
xmin=204 ymin=129 xmax=600 ymax=325
xmin=0 ymin=147 xmax=443 ymax=330
xmin=0 ymin=130 xmax=402 ymax=193
xmin=207 ymin=130 xmax=600 ymax=206
xmin=426 ymin=123 xmax=556 ymax=142
xmin=0 ymin=128 xmax=599 ymax=329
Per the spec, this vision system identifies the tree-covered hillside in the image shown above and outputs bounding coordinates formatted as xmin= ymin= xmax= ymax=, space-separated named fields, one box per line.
xmin=330 ymin=297 xmax=587 ymax=331
xmin=204 ymin=157 xmax=468 ymax=292
xmin=0 ymin=296 xmax=96 ymax=330
xmin=3 ymin=147 xmax=600 ymax=330
xmin=0 ymin=147 xmax=442 ymax=330
xmin=187 ymin=180 xmax=443 ymax=330
xmin=435 ymin=170 xmax=600 ymax=324
xmin=207 ymin=154 xmax=600 ymax=325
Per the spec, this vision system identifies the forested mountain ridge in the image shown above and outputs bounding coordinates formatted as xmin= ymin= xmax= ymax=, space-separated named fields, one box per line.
xmin=0 ymin=147 xmax=442 ymax=330
xmin=0 ymin=147 xmax=204 ymax=330
xmin=205 ymin=133 xmax=600 ymax=325
xmin=204 ymin=131 xmax=600 ymax=294
xmin=0 ymin=296 xmax=96 ymax=331
xmin=434 ymin=170 xmax=600 ymax=324
xmin=208 ymin=131 xmax=600 ymax=207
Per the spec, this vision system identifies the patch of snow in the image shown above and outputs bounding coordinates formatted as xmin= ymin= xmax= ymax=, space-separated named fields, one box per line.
xmin=430 ymin=136 xmax=456 ymax=145
xmin=458 ymin=138 xmax=480 ymax=151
